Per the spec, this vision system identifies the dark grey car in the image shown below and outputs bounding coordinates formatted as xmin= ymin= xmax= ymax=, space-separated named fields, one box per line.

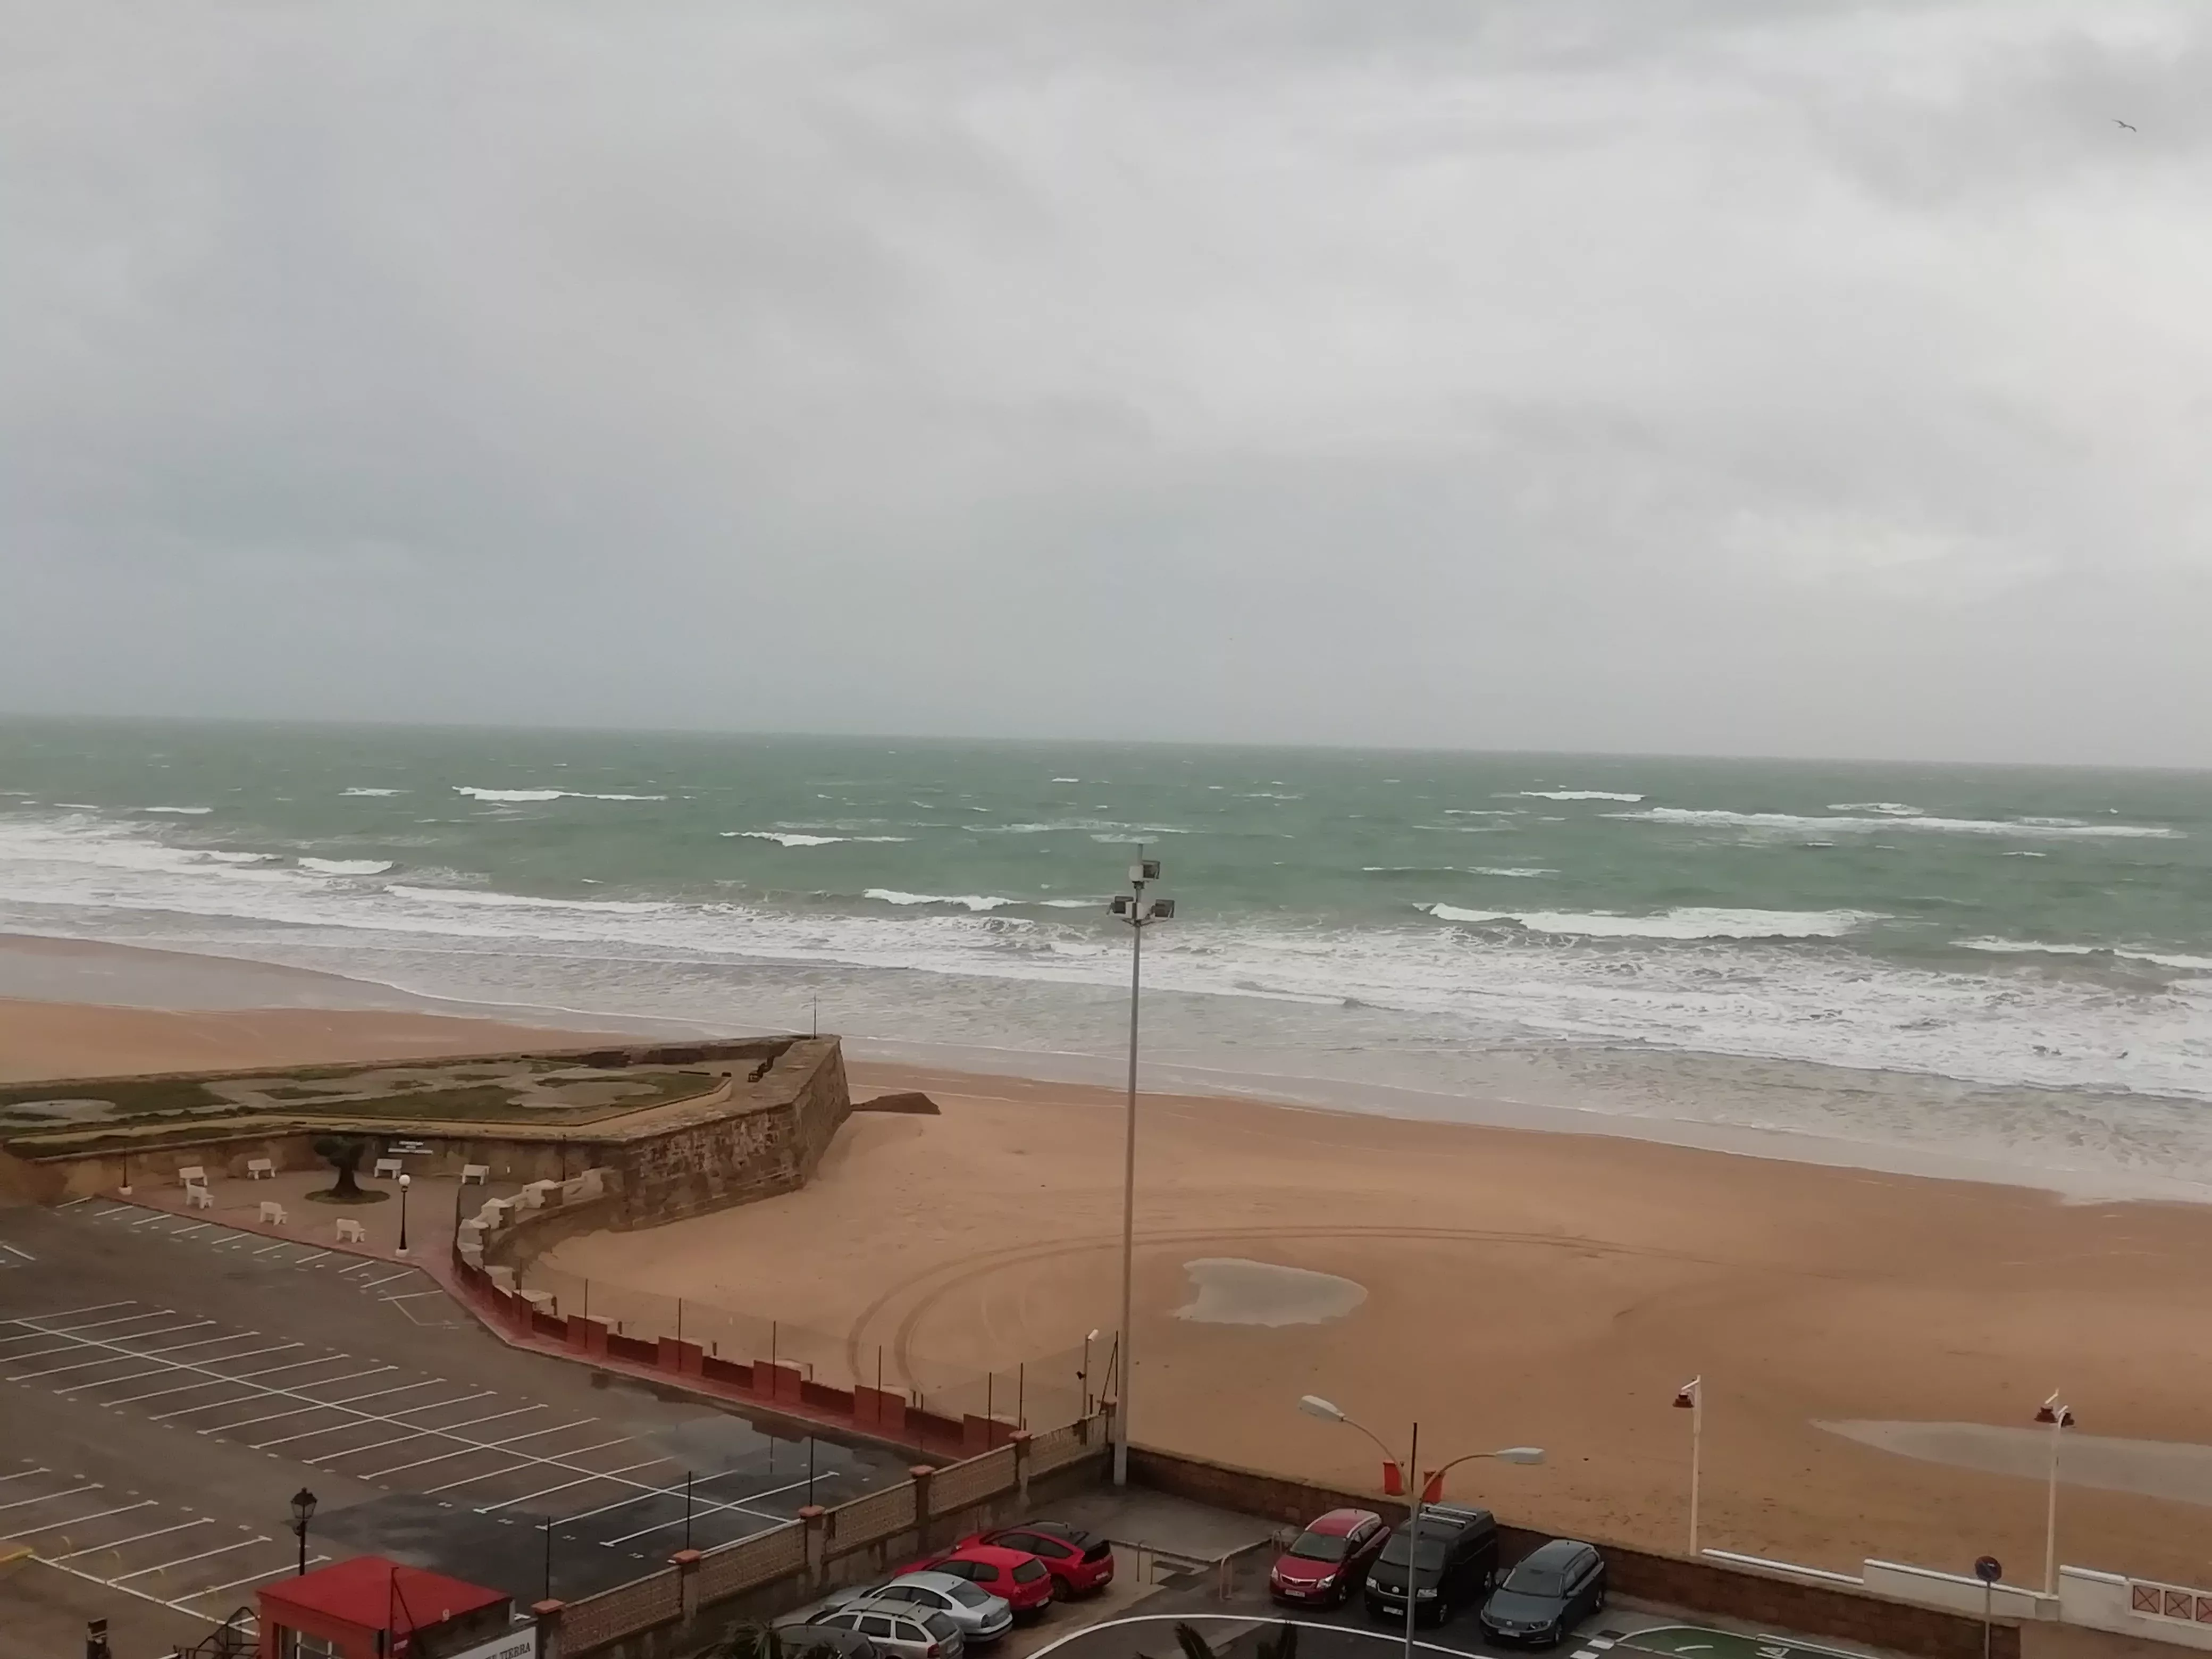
xmin=1479 ymin=1539 xmax=1607 ymax=1646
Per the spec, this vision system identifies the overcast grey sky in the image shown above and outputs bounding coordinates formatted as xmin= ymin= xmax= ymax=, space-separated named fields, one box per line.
xmin=3 ymin=1 xmax=2208 ymax=765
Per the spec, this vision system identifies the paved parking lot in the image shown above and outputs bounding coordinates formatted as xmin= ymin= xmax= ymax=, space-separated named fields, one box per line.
xmin=0 ymin=1196 xmax=912 ymax=1653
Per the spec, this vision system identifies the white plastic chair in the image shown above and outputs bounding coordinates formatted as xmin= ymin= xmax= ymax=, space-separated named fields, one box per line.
xmin=373 ymin=1157 xmax=403 ymax=1179
xmin=246 ymin=1158 xmax=275 ymax=1180
xmin=186 ymin=1187 xmax=214 ymax=1210
xmin=258 ymin=1201 xmax=288 ymax=1226
xmin=177 ymin=1166 xmax=207 ymax=1188
xmin=334 ymin=1219 xmax=366 ymax=1244
xmin=460 ymin=1164 xmax=490 ymax=1185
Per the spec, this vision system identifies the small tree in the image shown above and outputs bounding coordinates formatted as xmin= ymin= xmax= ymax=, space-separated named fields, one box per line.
xmin=717 ymin=1623 xmax=783 ymax=1659
xmin=312 ymin=1135 xmax=371 ymax=1199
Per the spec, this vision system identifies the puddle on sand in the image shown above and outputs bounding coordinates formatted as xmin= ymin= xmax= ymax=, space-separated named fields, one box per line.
xmin=1175 ymin=1258 xmax=1367 ymax=1327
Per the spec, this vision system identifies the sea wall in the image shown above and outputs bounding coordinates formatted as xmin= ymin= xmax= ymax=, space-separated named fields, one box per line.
xmin=8 ymin=1036 xmax=852 ymax=1227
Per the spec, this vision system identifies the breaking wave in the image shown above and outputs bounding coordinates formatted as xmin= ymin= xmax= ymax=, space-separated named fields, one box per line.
xmin=1617 ymin=807 xmax=2180 ymax=840
xmin=1519 ymin=790 xmax=1643 ymax=803
xmin=727 ymin=832 xmax=912 ymax=847
xmin=299 ymin=858 xmax=396 ymax=876
xmin=1420 ymin=903 xmax=1875 ymax=939
xmin=453 ymin=786 xmax=668 ymax=803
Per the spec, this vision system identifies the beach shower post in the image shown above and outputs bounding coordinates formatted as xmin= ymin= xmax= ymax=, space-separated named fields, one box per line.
xmin=1673 ymin=1376 xmax=1703 ymax=1555
xmin=2036 ymin=1390 xmax=2074 ymax=1593
xmin=1108 ymin=850 xmax=1174 ymax=1486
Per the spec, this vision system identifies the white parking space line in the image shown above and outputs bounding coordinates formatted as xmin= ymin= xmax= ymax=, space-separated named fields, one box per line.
xmin=245 ymin=1382 xmax=448 ymax=1445
xmin=0 ymin=1467 xmax=51 ymax=1483
xmin=128 ymin=1212 xmax=173 ymax=1229
xmin=35 ymin=1547 xmax=264 ymax=1625
xmin=53 ymin=1339 xmax=294 ymax=1393
xmin=417 ymin=1433 xmax=629 ymax=1496
xmin=0 ymin=1482 xmax=98 ymax=1513
xmin=167 ymin=1223 xmax=211 ymax=1238
xmin=4 ymin=1501 xmax=157 ymax=1540
xmin=250 ymin=1242 xmax=293 ymax=1257
xmin=114 ymin=1536 xmax=270 ymax=1582
xmin=597 ymin=1472 xmax=815 ymax=1546
xmin=202 ymin=1557 xmax=326 ymax=1598
xmin=58 ymin=1343 xmax=301 ymax=1394
xmin=381 ymin=1290 xmax=447 ymax=1304
xmin=0 ymin=1306 xmax=165 ymax=1344
xmin=3 ymin=1314 xmax=780 ymax=1522
xmin=291 ymin=1251 xmax=330 ymax=1266
xmin=306 ymin=1394 xmax=499 ymax=1457
xmin=476 ymin=1455 xmax=674 ymax=1512
xmin=356 ymin=1408 xmax=555 ymax=1477
xmin=359 ymin=1270 xmax=414 ymax=1289
xmin=3 ymin=1504 xmax=157 ymax=1548
xmin=1 ymin=1242 xmax=32 ymax=1261
xmin=51 ymin=1519 xmax=210 ymax=1560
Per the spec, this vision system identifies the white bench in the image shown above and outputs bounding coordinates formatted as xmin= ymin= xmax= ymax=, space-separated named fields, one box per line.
xmin=333 ymin=1219 xmax=366 ymax=1244
xmin=257 ymin=1201 xmax=288 ymax=1226
xmin=246 ymin=1158 xmax=275 ymax=1180
xmin=186 ymin=1186 xmax=214 ymax=1210
xmin=177 ymin=1166 xmax=207 ymax=1188
xmin=460 ymin=1164 xmax=490 ymax=1185
xmin=373 ymin=1157 xmax=403 ymax=1180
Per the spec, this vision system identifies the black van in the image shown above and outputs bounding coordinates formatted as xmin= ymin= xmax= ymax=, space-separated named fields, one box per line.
xmin=1362 ymin=1504 xmax=1500 ymax=1626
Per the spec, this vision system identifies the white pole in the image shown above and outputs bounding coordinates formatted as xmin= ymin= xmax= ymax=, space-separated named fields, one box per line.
xmin=1689 ymin=1386 xmax=1703 ymax=1557
xmin=1112 ymin=865 xmax=1145 ymax=1487
xmin=2045 ymin=1412 xmax=2063 ymax=1594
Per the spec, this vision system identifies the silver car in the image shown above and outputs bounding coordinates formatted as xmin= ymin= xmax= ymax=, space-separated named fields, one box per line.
xmin=808 ymin=1598 xmax=970 ymax=1659
xmin=827 ymin=1576 xmax=1012 ymax=1644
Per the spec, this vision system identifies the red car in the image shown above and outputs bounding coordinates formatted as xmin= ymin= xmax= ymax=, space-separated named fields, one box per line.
xmin=1270 ymin=1508 xmax=1388 ymax=1607
xmin=900 ymin=1545 xmax=1057 ymax=1616
xmin=960 ymin=1523 xmax=1115 ymax=1597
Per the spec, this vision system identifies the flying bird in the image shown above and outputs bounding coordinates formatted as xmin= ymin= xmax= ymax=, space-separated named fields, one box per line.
xmin=2114 ymin=119 xmax=2138 ymax=131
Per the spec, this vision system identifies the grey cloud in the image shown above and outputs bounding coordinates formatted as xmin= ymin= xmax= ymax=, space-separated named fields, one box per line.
xmin=2 ymin=0 xmax=2210 ymax=764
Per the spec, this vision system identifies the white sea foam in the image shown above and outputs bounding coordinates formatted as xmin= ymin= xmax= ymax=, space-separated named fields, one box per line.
xmin=203 ymin=851 xmax=275 ymax=865
xmin=1620 ymin=807 xmax=2180 ymax=840
xmin=2005 ymin=850 xmax=2048 ymax=858
xmin=1052 ymin=777 xmax=1080 ymax=784
xmin=387 ymin=884 xmax=669 ymax=914
xmin=1829 ymin=802 xmax=1924 ymax=816
xmin=1519 ymin=790 xmax=1643 ymax=803
xmin=453 ymin=786 xmax=668 ymax=803
xmin=726 ymin=831 xmax=911 ymax=847
xmin=865 ymin=889 xmax=1019 ymax=912
xmin=141 ymin=806 xmax=212 ymax=815
xmin=341 ymin=787 xmax=407 ymax=797
xmin=1958 ymin=938 xmax=2212 ymax=974
xmin=300 ymin=858 xmax=396 ymax=876
xmin=1472 ymin=867 xmax=1557 ymax=879
xmin=1420 ymin=903 xmax=1874 ymax=939
xmin=1444 ymin=809 xmax=1522 ymax=817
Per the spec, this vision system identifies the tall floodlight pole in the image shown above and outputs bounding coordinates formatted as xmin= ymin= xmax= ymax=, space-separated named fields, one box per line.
xmin=1108 ymin=850 xmax=1174 ymax=1486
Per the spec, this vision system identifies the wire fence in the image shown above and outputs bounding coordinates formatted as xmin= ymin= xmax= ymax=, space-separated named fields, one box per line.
xmin=518 ymin=1257 xmax=1109 ymax=1432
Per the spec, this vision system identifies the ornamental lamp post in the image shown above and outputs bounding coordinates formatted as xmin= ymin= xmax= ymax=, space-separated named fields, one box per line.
xmin=290 ymin=1487 xmax=317 ymax=1576
xmin=396 ymin=1171 xmax=411 ymax=1257
xmin=2035 ymin=1391 xmax=2075 ymax=1594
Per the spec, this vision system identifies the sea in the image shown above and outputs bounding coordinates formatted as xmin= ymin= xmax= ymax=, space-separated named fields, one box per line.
xmin=3 ymin=716 xmax=2210 ymax=1196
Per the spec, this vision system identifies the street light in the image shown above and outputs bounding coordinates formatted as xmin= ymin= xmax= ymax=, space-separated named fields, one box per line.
xmin=2035 ymin=1390 xmax=2075 ymax=1594
xmin=1079 ymin=1328 xmax=1100 ymax=1417
xmin=1673 ymin=1377 xmax=1703 ymax=1556
xmin=396 ymin=1171 xmax=411 ymax=1257
xmin=1298 ymin=1395 xmax=1543 ymax=1659
xmin=290 ymin=1488 xmax=317 ymax=1577
xmin=1107 ymin=851 xmax=1174 ymax=1487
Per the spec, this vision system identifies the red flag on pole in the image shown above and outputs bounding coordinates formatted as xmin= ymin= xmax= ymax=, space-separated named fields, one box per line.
xmin=1421 ymin=1470 xmax=1446 ymax=1504
xmin=1381 ymin=1461 xmax=1405 ymax=1496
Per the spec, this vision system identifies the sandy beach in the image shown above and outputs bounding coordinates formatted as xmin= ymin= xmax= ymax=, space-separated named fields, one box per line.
xmin=555 ymin=1059 xmax=2212 ymax=1587
xmin=5 ymin=934 xmax=2211 ymax=1586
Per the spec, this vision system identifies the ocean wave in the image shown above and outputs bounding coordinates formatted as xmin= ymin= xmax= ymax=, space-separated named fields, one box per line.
xmin=453 ymin=786 xmax=668 ymax=803
xmin=1519 ymin=790 xmax=1643 ymax=803
xmin=1445 ymin=809 xmax=1522 ymax=817
xmin=141 ymin=806 xmax=212 ymax=815
xmin=1958 ymin=938 xmax=2212 ymax=974
xmin=1829 ymin=802 xmax=1924 ymax=816
xmin=972 ymin=820 xmax=1190 ymax=836
xmin=1472 ymin=867 xmax=1557 ymax=878
xmin=865 ymin=889 xmax=1019 ymax=912
xmin=341 ymin=787 xmax=406 ymax=798
xmin=7 ymin=805 xmax=2212 ymax=1105
xmin=1618 ymin=807 xmax=2180 ymax=840
xmin=1420 ymin=903 xmax=1875 ymax=939
xmin=300 ymin=858 xmax=396 ymax=876
xmin=1051 ymin=777 xmax=1080 ymax=784
xmin=387 ymin=884 xmax=669 ymax=914
xmin=726 ymin=831 xmax=911 ymax=847
xmin=203 ymin=851 xmax=275 ymax=865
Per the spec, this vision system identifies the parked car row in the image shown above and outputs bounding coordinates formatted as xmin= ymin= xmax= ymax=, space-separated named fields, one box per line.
xmin=1269 ymin=1504 xmax=1608 ymax=1648
xmin=784 ymin=1519 xmax=1117 ymax=1659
